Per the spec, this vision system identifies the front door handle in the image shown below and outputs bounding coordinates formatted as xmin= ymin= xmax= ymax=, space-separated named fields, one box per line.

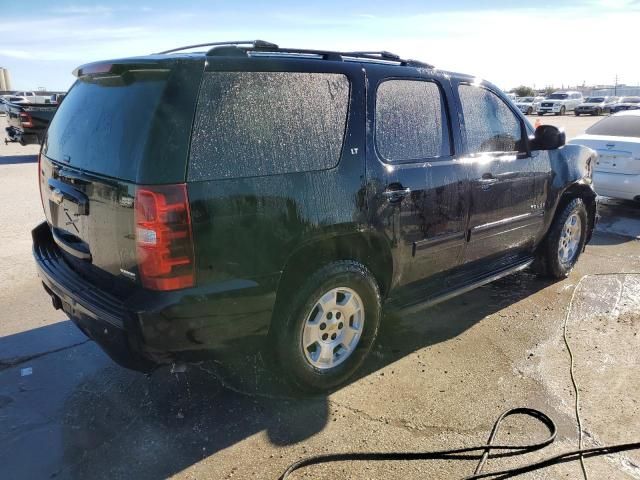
xmin=382 ymin=187 xmax=411 ymax=202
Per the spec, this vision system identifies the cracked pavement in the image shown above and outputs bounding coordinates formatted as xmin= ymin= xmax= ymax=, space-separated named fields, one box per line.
xmin=1 ymin=116 xmax=640 ymax=479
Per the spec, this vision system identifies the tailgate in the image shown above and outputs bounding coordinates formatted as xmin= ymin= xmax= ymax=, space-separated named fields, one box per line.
xmin=38 ymin=57 xmax=203 ymax=286
xmin=594 ymin=147 xmax=640 ymax=175
xmin=40 ymin=156 xmax=138 ymax=281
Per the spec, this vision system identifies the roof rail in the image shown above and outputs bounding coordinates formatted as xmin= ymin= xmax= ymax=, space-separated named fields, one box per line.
xmin=158 ymin=40 xmax=435 ymax=69
xmin=156 ymin=40 xmax=278 ymax=55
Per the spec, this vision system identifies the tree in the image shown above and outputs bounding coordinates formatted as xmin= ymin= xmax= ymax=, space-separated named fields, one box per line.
xmin=511 ymin=85 xmax=535 ymax=97
xmin=542 ymin=86 xmax=556 ymax=96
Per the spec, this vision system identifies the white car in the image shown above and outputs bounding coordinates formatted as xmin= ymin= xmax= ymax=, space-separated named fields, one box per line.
xmin=569 ymin=110 xmax=640 ymax=201
xmin=538 ymin=91 xmax=584 ymax=116
xmin=515 ymin=96 xmax=545 ymax=115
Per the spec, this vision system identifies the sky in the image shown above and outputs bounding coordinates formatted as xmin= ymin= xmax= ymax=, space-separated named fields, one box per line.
xmin=1 ymin=0 xmax=640 ymax=92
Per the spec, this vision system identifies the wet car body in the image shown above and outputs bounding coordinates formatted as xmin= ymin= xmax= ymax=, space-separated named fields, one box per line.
xmin=32 ymin=43 xmax=598 ymax=373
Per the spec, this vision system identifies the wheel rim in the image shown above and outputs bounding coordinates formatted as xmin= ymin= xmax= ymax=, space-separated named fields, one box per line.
xmin=558 ymin=213 xmax=582 ymax=265
xmin=301 ymin=287 xmax=364 ymax=370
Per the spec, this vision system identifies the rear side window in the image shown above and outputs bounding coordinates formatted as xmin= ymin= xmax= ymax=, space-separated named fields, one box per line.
xmin=375 ymin=79 xmax=451 ymax=162
xmin=458 ymin=85 xmax=522 ymax=153
xmin=188 ymin=72 xmax=349 ymax=181
xmin=44 ymin=71 xmax=169 ymax=182
xmin=586 ymin=115 xmax=640 ymax=137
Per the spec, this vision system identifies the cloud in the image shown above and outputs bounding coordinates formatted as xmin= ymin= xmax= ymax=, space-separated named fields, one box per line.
xmin=2 ymin=2 xmax=640 ymax=90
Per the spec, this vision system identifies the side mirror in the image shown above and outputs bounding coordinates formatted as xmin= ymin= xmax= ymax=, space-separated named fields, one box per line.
xmin=530 ymin=125 xmax=566 ymax=151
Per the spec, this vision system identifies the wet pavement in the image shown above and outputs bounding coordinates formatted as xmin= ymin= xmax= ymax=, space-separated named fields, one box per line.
xmin=1 ymin=116 xmax=640 ymax=479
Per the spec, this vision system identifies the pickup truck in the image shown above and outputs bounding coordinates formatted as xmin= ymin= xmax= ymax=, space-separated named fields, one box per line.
xmin=4 ymin=100 xmax=58 ymax=145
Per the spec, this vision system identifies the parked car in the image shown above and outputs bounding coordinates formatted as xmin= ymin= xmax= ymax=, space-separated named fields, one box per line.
xmin=515 ymin=96 xmax=545 ymax=115
xmin=569 ymin=110 xmax=640 ymax=202
xmin=538 ymin=91 xmax=584 ymax=116
xmin=10 ymin=90 xmax=52 ymax=104
xmin=575 ymin=96 xmax=618 ymax=116
xmin=32 ymin=41 xmax=597 ymax=392
xmin=610 ymin=96 xmax=640 ymax=113
xmin=4 ymin=100 xmax=57 ymax=144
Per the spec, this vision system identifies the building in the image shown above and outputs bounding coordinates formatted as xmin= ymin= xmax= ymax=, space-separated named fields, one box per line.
xmin=0 ymin=67 xmax=11 ymax=91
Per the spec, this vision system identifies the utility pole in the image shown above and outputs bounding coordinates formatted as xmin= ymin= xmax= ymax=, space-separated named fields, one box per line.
xmin=614 ymin=74 xmax=618 ymax=95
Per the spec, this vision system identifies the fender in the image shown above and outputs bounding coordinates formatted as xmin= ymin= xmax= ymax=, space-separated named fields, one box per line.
xmin=541 ymin=143 xmax=598 ymax=241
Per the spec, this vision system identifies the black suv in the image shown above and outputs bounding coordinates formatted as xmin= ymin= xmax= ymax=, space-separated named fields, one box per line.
xmin=33 ymin=40 xmax=597 ymax=392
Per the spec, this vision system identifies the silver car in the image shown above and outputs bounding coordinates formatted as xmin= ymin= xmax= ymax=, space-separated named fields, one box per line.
xmin=515 ymin=96 xmax=545 ymax=115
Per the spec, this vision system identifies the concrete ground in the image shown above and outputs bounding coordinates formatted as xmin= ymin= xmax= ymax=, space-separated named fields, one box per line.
xmin=1 ymin=115 xmax=639 ymax=480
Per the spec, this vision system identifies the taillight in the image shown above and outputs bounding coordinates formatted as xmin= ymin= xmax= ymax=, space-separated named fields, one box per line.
xmin=134 ymin=184 xmax=195 ymax=290
xmin=19 ymin=112 xmax=33 ymax=128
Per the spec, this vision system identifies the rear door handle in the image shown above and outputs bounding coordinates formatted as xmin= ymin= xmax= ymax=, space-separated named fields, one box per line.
xmin=382 ymin=187 xmax=411 ymax=202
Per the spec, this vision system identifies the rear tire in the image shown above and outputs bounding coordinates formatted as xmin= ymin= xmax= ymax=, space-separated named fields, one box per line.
xmin=539 ymin=198 xmax=588 ymax=279
xmin=272 ymin=261 xmax=381 ymax=392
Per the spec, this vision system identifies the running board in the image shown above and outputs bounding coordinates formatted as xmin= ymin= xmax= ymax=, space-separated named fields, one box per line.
xmin=399 ymin=258 xmax=534 ymax=315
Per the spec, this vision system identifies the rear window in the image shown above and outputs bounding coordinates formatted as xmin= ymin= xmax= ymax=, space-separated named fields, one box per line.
xmin=188 ymin=72 xmax=349 ymax=181
xmin=44 ymin=70 xmax=169 ymax=182
xmin=586 ymin=115 xmax=640 ymax=137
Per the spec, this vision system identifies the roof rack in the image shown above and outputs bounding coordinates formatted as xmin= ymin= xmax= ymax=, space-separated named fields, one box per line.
xmin=156 ymin=40 xmax=278 ymax=55
xmin=156 ymin=40 xmax=434 ymax=69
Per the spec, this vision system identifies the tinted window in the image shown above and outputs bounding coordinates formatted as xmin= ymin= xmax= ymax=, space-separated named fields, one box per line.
xmin=548 ymin=93 xmax=568 ymax=99
xmin=586 ymin=97 xmax=604 ymax=103
xmin=44 ymin=70 xmax=169 ymax=182
xmin=188 ymin=72 xmax=349 ymax=181
xmin=586 ymin=115 xmax=640 ymax=137
xmin=621 ymin=97 xmax=640 ymax=104
xmin=375 ymin=79 xmax=451 ymax=162
xmin=458 ymin=85 xmax=522 ymax=153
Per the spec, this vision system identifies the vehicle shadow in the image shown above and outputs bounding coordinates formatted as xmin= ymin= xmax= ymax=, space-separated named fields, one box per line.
xmin=0 ymin=154 xmax=37 ymax=165
xmin=0 ymin=271 xmax=552 ymax=480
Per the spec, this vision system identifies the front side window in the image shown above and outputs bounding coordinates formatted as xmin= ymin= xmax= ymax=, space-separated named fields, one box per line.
xmin=188 ymin=72 xmax=350 ymax=181
xmin=458 ymin=84 xmax=523 ymax=154
xmin=375 ymin=79 xmax=451 ymax=162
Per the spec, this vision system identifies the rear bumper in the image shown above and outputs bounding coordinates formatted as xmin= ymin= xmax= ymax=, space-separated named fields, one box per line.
xmin=32 ymin=221 xmax=277 ymax=371
xmin=33 ymin=222 xmax=154 ymax=370
xmin=594 ymin=171 xmax=640 ymax=201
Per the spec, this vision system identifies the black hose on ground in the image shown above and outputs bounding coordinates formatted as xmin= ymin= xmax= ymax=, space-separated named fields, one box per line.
xmin=279 ymin=407 xmax=640 ymax=479
xmin=280 ymin=273 xmax=640 ymax=479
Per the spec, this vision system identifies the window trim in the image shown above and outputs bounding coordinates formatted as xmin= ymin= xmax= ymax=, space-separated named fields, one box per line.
xmin=373 ymin=77 xmax=455 ymax=165
xmin=457 ymin=82 xmax=529 ymax=156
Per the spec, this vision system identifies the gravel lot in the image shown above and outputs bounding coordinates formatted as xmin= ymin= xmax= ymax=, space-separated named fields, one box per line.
xmin=1 ymin=114 xmax=639 ymax=480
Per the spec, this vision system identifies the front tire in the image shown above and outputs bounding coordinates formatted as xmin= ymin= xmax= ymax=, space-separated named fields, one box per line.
xmin=540 ymin=198 xmax=588 ymax=279
xmin=556 ymin=106 xmax=566 ymax=116
xmin=273 ymin=261 xmax=381 ymax=392
xmin=527 ymin=107 xmax=533 ymax=115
